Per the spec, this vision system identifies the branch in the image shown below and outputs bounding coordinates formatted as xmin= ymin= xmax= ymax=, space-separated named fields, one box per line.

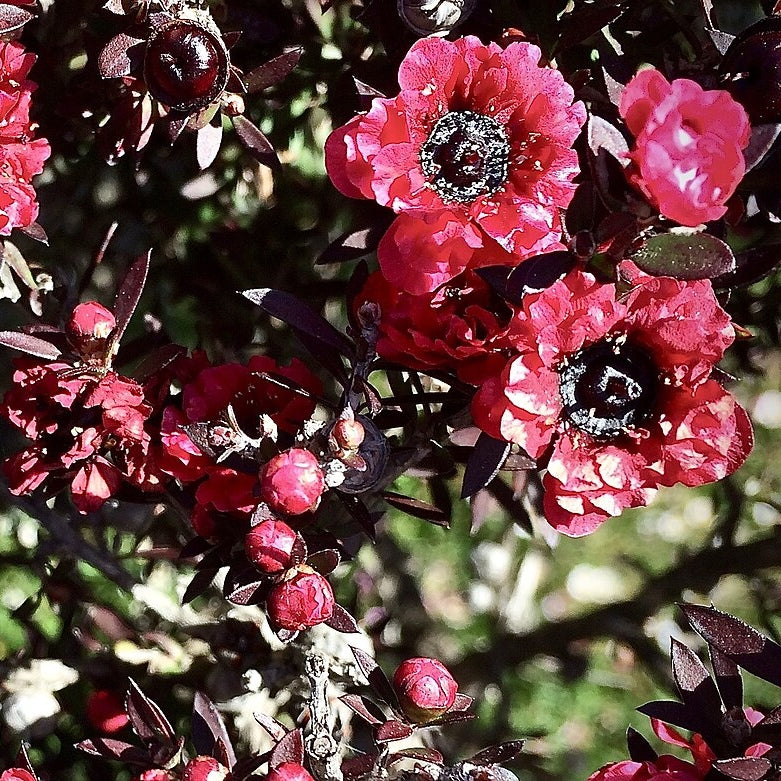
xmin=305 ymin=651 xmax=343 ymax=781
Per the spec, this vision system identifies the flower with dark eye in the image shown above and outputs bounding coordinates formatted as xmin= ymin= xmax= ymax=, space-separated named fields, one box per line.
xmin=471 ymin=264 xmax=753 ymax=536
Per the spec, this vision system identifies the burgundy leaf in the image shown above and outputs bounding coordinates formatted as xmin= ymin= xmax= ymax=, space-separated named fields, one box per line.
xmin=353 ymin=78 xmax=386 ymax=109
xmin=389 ymin=748 xmax=444 ymax=764
xmin=681 ymin=604 xmax=781 ymax=687
xmin=14 ymin=743 xmax=36 ymax=777
xmin=149 ymin=737 xmax=185 ymax=769
xmin=17 ymin=221 xmax=48 ymax=244
xmin=290 ymin=535 xmax=309 ymax=567
xmin=270 ymin=728 xmax=305 ymax=768
xmin=232 ymin=756 xmax=268 ymax=781
xmin=626 ymin=727 xmax=658 ymax=762
xmin=714 ymin=758 xmax=772 ymax=781
xmin=753 ymin=706 xmax=781 ymax=744
xmin=98 ymin=32 xmax=145 ymax=78
xmin=474 ymin=265 xmax=512 ymax=299
xmin=587 ymin=114 xmax=630 ymax=162
xmin=424 ymin=710 xmax=476 ymax=727
xmin=112 ymin=251 xmax=151 ymax=346
xmin=192 ymin=692 xmax=237 ymax=768
xmin=556 ymin=5 xmax=626 ymax=52
xmin=713 ymin=244 xmax=781 ymax=289
xmin=707 ymin=28 xmax=736 ymax=56
xmin=342 ymin=753 xmax=380 ymax=779
xmin=231 ymin=114 xmax=280 ymax=169
xmin=504 ymin=251 xmax=577 ymax=302
xmin=630 ymin=233 xmax=735 ymax=280
xmin=340 ymin=694 xmax=384 ymax=726
xmin=125 ymin=679 xmax=176 ymax=744
xmin=461 ymin=433 xmax=510 ymax=499
xmin=76 ymin=738 xmax=150 ymax=765
xmin=255 ymin=714 xmax=288 ymax=742
xmin=196 ymin=121 xmax=223 ymax=170
xmin=351 ymin=647 xmax=401 ymax=712
xmin=241 ymin=288 xmax=355 ymax=357
xmin=671 ymin=639 xmax=723 ymax=720
xmin=0 ymin=331 xmax=62 ymax=359
xmin=468 ymin=741 xmax=525 ymax=766
xmin=0 ymin=4 xmax=34 ymax=34
xmin=375 ymin=719 xmax=414 ymax=743
xmin=336 ymin=493 xmax=377 ymax=540
xmin=182 ymin=568 xmax=218 ymax=603
xmin=325 ymin=603 xmax=360 ymax=634
xmin=307 ymin=548 xmax=340 ymax=575
xmin=317 ymin=218 xmax=393 ymax=265
xmin=450 ymin=693 xmax=474 ymax=712
xmin=383 ymin=492 xmax=450 ymax=527
xmin=710 ymin=646 xmax=743 ymax=710
xmin=636 ymin=700 xmax=709 ymax=734
xmin=743 ymin=123 xmax=781 ymax=173
xmin=244 ymin=48 xmax=302 ymax=93
xmin=133 ymin=343 xmax=187 ymax=382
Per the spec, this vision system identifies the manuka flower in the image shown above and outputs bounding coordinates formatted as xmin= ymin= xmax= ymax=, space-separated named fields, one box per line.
xmin=620 ymin=69 xmax=750 ymax=227
xmin=471 ymin=265 xmax=753 ymax=536
xmin=325 ymin=36 xmax=585 ymax=294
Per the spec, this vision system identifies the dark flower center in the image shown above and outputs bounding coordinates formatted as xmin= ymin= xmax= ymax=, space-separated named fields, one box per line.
xmin=145 ymin=21 xmax=228 ymax=112
xmin=420 ymin=110 xmax=510 ymax=203
xmin=558 ymin=339 xmax=658 ymax=439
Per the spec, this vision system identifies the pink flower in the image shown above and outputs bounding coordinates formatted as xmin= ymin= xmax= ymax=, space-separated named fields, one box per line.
xmin=471 ymin=265 xmax=753 ymax=536
xmin=392 ymin=657 xmax=458 ymax=723
xmin=0 ymin=771 xmax=37 ymax=781
xmin=619 ymin=69 xmax=750 ymax=226
xmin=181 ymin=757 xmax=230 ymax=781
xmin=67 ymin=302 xmax=117 ymax=345
xmin=267 ymin=567 xmax=335 ymax=631
xmin=86 ymin=689 xmax=130 ymax=734
xmin=134 ymin=771 xmax=173 ymax=781
xmin=245 ymin=518 xmax=299 ymax=574
xmin=259 ymin=449 xmax=325 ymax=517
xmin=588 ymin=756 xmax=705 ymax=781
xmin=325 ymin=36 xmax=585 ymax=294
xmin=0 ymin=41 xmax=50 ymax=235
xmin=268 ymin=764 xmax=316 ymax=781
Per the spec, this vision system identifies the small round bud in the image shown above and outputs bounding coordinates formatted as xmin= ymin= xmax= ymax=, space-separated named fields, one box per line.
xmin=392 ymin=657 xmax=458 ymax=723
xmin=332 ymin=418 xmax=365 ymax=451
xmin=86 ymin=689 xmax=129 ymax=734
xmin=144 ymin=20 xmax=229 ymax=112
xmin=245 ymin=519 xmax=298 ymax=574
xmin=222 ymin=93 xmax=245 ymax=117
xmin=181 ymin=756 xmax=230 ymax=781
xmin=720 ymin=16 xmax=781 ymax=124
xmin=135 ymin=771 xmax=173 ymax=781
xmin=267 ymin=566 xmax=335 ymax=631
xmin=0 ymin=771 xmax=36 ymax=781
xmin=268 ymin=764 xmax=317 ymax=781
xmin=67 ymin=302 xmax=116 ymax=344
xmin=260 ymin=449 xmax=325 ymax=516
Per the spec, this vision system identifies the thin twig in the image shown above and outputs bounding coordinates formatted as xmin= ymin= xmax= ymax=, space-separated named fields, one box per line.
xmin=305 ymin=651 xmax=344 ymax=781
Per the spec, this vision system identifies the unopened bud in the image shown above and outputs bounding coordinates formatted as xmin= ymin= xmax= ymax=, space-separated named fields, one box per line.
xmin=245 ymin=519 xmax=298 ymax=574
xmin=259 ymin=449 xmax=325 ymax=516
xmin=267 ymin=566 xmax=335 ymax=631
xmin=393 ymin=657 xmax=458 ymax=723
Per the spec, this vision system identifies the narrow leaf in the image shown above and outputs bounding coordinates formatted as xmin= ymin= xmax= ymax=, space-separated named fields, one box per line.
xmin=192 ymin=692 xmax=236 ymax=768
xmin=587 ymin=114 xmax=630 ymax=162
xmin=0 ymin=5 xmax=34 ymax=34
xmin=351 ymin=647 xmax=401 ymax=712
xmin=307 ymin=548 xmax=340 ymax=575
xmin=182 ymin=568 xmax=218 ymax=603
xmin=17 ymin=221 xmax=48 ymax=245
xmin=76 ymin=738 xmax=150 ymax=765
xmin=710 ymin=646 xmax=743 ymax=709
xmin=254 ymin=713 xmax=288 ymax=742
xmin=112 ymin=251 xmax=151 ymax=345
xmin=325 ymin=603 xmax=360 ymax=634
xmin=451 ymin=693 xmax=474 ymax=712
xmin=196 ymin=121 xmax=223 ymax=170
xmin=340 ymin=694 xmax=384 ymax=726
xmin=714 ymin=758 xmax=772 ymax=781
xmin=671 ymin=639 xmax=723 ymax=721
xmin=461 ymin=433 xmax=510 ymax=499
xmin=743 ymin=123 xmax=781 ymax=173
xmin=637 ymin=700 xmax=710 ymax=734
xmin=383 ymin=492 xmax=450 ymax=527
xmin=504 ymin=251 xmax=577 ymax=302
xmin=231 ymin=114 xmax=280 ymax=169
xmin=626 ymin=727 xmax=658 ymax=762
xmin=0 ymin=330 xmax=61 ymax=359
xmin=630 ymin=233 xmax=735 ymax=280
xmin=390 ymin=748 xmax=444 ymax=764
xmin=97 ymin=32 xmax=145 ymax=78
xmin=125 ymin=679 xmax=175 ymax=743
xmin=468 ymin=741 xmax=525 ymax=766
xmin=270 ymin=728 xmax=305 ymax=768
xmin=375 ymin=720 xmax=414 ymax=743
xmin=317 ymin=219 xmax=393 ymax=265
xmin=244 ymin=48 xmax=302 ymax=93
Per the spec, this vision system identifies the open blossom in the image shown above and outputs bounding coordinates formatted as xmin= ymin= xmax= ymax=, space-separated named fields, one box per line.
xmin=472 ymin=265 xmax=753 ymax=536
xmin=588 ymin=756 xmax=705 ymax=781
xmin=0 ymin=41 xmax=51 ymax=235
xmin=620 ymin=69 xmax=750 ymax=227
xmin=326 ymin=36 xmax=585 ymax=294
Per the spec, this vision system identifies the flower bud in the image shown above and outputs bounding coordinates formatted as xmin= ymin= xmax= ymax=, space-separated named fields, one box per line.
xmin=0 ymin=771 xmax=36 ymax=781
xmin=392 ymin=657 xmax=458 ymax=723
xmin=144 ymin=20 xmax=229 ymax=112
xmin=332 ymin=418 xmax=365 ymax=451
xmin=135 ymin=771 xmax=173 ymax=781
xmin=720 ymin=16 xmax=781 ymax=124
xmin=268 ymin=763 xmax=316 ymax=781
xmin=259 ymin=449 xmax=325 ymax=516
xmin=267 ymin=566 xmax=335 ymax=631
xmin=67 ymin=302 xmax=116 ymax=346
xmin=397 ymin=0 xmax=477 ymax=36
xmin=86 ymin=689 xmax=129 ymax=734
xmin=245 ymin=519 xmax=298 ymax=574
xmin=181 ymin=756 xmax=230 ymax=781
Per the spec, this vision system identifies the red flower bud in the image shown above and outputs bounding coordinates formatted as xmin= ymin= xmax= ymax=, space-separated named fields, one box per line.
xmin=259 ymin=449 xmax=325 ymax=516
xmin=392 ymin=657 xmax=458 ymax=723
xmin=86 ymin=689 xmax=129 ymax=733
xmin=67 ymin=302 xmax=116 ymax=343
xmin=135 ymin=771 xmax=173 ymax=781
xmin=245 ymin=519 xmax=298 ymax=574
xmin=267 ymin=566 xmax=335 ymax=631
xmin=268 ymin=763 xmax=316 ymax=781
xmin=332 ymin=418 xmax=365 ymax=451
xmin=0 ymin=771 xmax=36 ymax=781
xmin=181 ymin=756 xmax=230 ymax=781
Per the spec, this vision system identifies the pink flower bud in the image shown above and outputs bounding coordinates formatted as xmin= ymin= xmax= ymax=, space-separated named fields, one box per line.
xmin=86 ymin=689 xmax=129 ymax=733
xmin=0 ymin=770 xmax=36 ymax=781
xmin=67 ymin=302 xmax=117 ymax=343
xmin=259 ymin=449 xmax=325 ymax=516
xmin=332 ymin=418 xmax=365 ymax=451
xmin=181 ymin=757 xmax=230 ymax=781
xmin=268 ymin=763 xmax=316 ymax=781
xmin=392 ymin=657 xmax=458 ymax=723
xmin=267 ymin=566 xmax=335 ymax=631
xmin=245 ymin=519 xmax=298 ymax=574
xmin=135 ymin=771 xmax=173 ymax=781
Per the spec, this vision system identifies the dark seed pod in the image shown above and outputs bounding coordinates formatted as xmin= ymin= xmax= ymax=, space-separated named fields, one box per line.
xmin=396 ymin=0 xmax=478 ymax=36
xmin=144 ymin=19 xmax=229 ymax=113
xmin=719 ymin=15 xmax=781 ymax=124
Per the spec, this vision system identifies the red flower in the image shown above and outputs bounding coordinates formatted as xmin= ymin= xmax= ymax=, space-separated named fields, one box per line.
xmin=267 ymin=764 xmax=316 ymax=781
xmin=392 ymin=657 xmax=458 ymax=723
xmin=245 ymin=518 xmax=298 ymax=574
xmin=181 ymin=757 xmax=230 ymax=781
xmin=325 ymin=36 xmax=585 ymax=294
xmin=587 ymin=756 xmax=705 ymax=781
xmin=619 ymin=69 xmax=750 ymax=226
xmin=86 ymin=689 xmax=130 ymax=734
xmin=134 ymin=771 xmax=173 ymax=781
xmin=267 ymin=566 xmax=335 ymax=631
xmin=259 ymin=449 xmax=325 ymax=517
xmin=67 ymin=302 xmax=117 ymax=348
xmin=0 ymin=41 xmax=50 ymax=235
xmin=472 ymin=265 xmax=753 ymax=536
xmin=357 ymin=270 xmax=521 ymax=384
xmin=0 ymin=771 xmax=37 ymax=781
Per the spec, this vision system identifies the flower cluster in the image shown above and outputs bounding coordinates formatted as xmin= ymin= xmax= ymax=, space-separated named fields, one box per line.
xmin=0 ymin=41 xmax=50 ymax=235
